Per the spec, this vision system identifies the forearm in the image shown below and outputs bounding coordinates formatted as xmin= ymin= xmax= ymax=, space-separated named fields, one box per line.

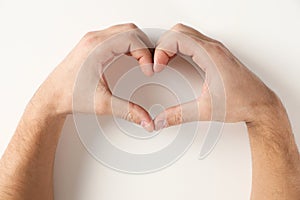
xmin=0 ymin=24 xmax=155 ymax=200
xmin=247 ymin=101 xmax=300 ymax=200
xmin=0 ymin=94 xmax=66 ymax=200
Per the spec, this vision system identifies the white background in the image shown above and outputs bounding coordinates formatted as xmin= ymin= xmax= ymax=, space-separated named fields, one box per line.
xmin=0 ymin=0 xmax=299 ymax=199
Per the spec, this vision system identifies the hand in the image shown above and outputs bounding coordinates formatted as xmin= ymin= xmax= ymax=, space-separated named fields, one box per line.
xmin=31 ymin=23 xmax=155 ymax=131
xmin=153 ymin=23 xmax=280 ymax=130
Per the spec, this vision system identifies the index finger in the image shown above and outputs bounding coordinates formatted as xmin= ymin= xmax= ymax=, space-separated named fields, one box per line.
xmin=153 ymin=23 xmax=216 ymax=73
xmin=85 ymin=23 xmax=155 ymax=76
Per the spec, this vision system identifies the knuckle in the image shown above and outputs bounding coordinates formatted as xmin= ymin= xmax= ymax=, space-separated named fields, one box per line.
xmin=110 ymin=23 xmax=137 ymax=31
xmin=124 ymin=103 xmax=139 ymax=122
xmin=124 ymin=23 xmax=137 ymax=29
xmin=82 ymin=31 xmax=99 ymax=46
xmin=172 ymin=110 xmax=183 ymax=125
xmin=215 ymin=41 xmax=225 ymax=48
xmin=211 ymin=40 xmax=225 ymax=50
xmin=95 ymin=96 xmax=111 ymax=115
xmin=84 ymin=31 xmax=96 ymax=39
xmin=172 ymin=23 xmax=185 ymax=31
xmin=124 ymin=111 xmax=134 ymax=122
xmin=206 ymin=40 xmax=227 ymax=54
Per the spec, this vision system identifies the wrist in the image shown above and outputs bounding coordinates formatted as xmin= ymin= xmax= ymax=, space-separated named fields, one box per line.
xmin=30 ymin=72 xmax=72 ymax=118
xmin=246 ymin=99 xmax=292 ymax=137
xmin=26 ymin=86 xmax=68 ymax=121
xmin=245 ymin=95 xmax=300 ymax=162
xmin=16 ymin=94 xmax=67 ymax=141
xmin=245 ymin=93 xmax=298 ymax=154
xmin=246 ymin=91 xmax=290 ymax=129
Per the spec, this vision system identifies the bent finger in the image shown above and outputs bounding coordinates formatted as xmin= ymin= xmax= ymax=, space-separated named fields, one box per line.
xmin=154 ymin=26 xmax=214 ymax=74
xmin=109 ymin=96 xmax=154 ymax=132
xmin=87 ymin=24 xmax=155 ymax=76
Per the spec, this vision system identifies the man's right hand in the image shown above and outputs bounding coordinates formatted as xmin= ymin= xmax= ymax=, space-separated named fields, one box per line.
xmin=31 ymin=23 xmax=155 ymax=131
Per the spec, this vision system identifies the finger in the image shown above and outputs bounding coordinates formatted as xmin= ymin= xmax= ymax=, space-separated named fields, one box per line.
xmin=123 ymin=25 xmax=154 ymax=76
xmin=154 ymin=100 xmax=198 ymax=130
xmin=110 ymin=96 xmax=155 ymax=132
xmin=153 ymin=95 xmax=212 ymax=130
xmin=153 ymin=49 xmax=175 ymax=73
xmin=154 ymin=23 xmax=216 ymax=73
xmin=100 ymin=24 xmax=154 ymax=76
xmin=153 ymin=33 xmax=179 ymax=73
xmin=128 ymin=47 xmax=154 ymax=76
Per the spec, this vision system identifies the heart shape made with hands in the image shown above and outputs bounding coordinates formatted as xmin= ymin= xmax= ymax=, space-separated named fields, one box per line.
xmin=104 ymin=29 xmax=225 ymax=133
xmin=71 ymin=24 xmax=235 ymax=171
xmin=104 ymin=53 xmax=204 ymax=134
xmin=71 ymin=23 xmax=274 ymax=171
xmin=72 ymin=24 xmax=226 ymax=134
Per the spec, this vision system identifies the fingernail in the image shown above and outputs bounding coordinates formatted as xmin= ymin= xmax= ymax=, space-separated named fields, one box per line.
xmin=140 ymin=120 xmax=149 ymax=128
xmin=153 ymin=64 xmax=160 ymax=73
xmin=140 ymin=120 xmax=153 ymax=132
xmin=155 ymin=119 xmax=167 ymax=131
xmin=153 ymin=56 xmax=160 ymax=73
xmin=153 ymin=60 xmax=158 ymax=72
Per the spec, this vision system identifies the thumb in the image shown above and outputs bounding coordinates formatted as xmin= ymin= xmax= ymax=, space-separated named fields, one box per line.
xmin=153 ymin=97 xmax=212 ymax=131
xmin=110 ymin=96 xmax=154 ymax=132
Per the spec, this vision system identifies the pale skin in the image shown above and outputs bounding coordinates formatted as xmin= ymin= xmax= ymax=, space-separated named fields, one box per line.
xmin=0 ymin=23 xmax=299 ymax=200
